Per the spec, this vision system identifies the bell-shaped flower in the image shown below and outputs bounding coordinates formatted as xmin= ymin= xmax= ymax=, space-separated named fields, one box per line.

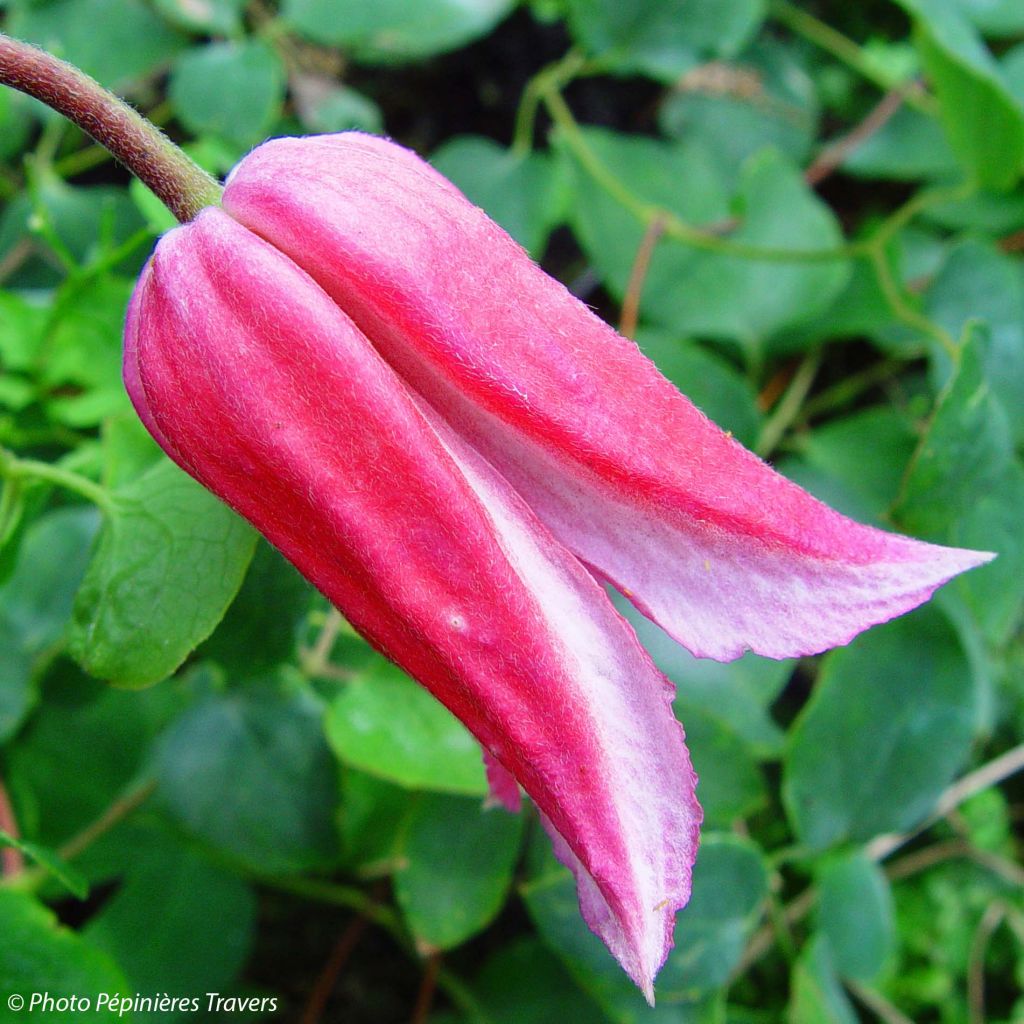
xmin=124 ymin=133 xmax=991 ymax=1001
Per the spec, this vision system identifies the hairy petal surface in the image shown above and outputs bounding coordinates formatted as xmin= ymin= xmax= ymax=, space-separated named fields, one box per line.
xmin=126 ymin=208 xmax=700 ymax=996
xmin=223 ymin=132 xmax=992 ymax=662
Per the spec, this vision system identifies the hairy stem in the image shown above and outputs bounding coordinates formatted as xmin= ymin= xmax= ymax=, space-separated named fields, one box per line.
xmin=0 ymin=33 xmax=221 ymax=222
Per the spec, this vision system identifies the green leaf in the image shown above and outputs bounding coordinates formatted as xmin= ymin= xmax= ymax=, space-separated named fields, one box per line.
xmin=636 ymin=331 xmax=763 ymax=448
xmin=154 ymin=679 xmax=340 ymax=874
xmin=783 ymin=605 xmax=976 ymax=850
xmin=658 ymin=37 xmax=819 ymax=179
xmin=473 ymin=938 xmax=607 ymax=1023
xmin=894 ymin=326 xmax=1013 ymax=536
xmin=100 ymin=413 xmax=163 ymax=490
xmin=894 ymin=0 xmax=1024 ymax=189
xmin=338 ymin=769 xmax=417 ymax=873
xmin=0 ymin=507 xmax=98 ymax=742
xmin=3 ymin=175 xmax=147 ymax=286
xmin=950 ymin=458 xmax=1024 ymax=644
xmin=0 ymin=88 xmax=35 ymax=161
xmin=324 ymin=658 xmax=488 ymax=796
xmin=7 ymin=0 xmax=186 ymax=88
xmin=659 ymin=835 xmax=769 ymax=997
xmin=842 ymin=106 xmax=959 ymax=181
xmin=170 ymin=41 xmax=286 ymax=148
xmin=0 ymin=290 xmax=48 ymax=371
xmin=5 ymin=664 xmax=183 ymax=851
xmin=0 ymin=889 xmax=130 ymax=1022
xmin=395 ymin=793 xmax=524 ymax=949
xmin=925 ymin=239 xmax=1024 ymax=443
xmin=153 ymin=0 xmax=247 ymax=35
xmin=84 ymin=837 xmax=256 ymax=1015
xmin=41 ymin=274 xmax=136 ymax=428
xmin=198 ymin=539 xmax=312 ymax=679
xmin=674 ymin=704 xmax=766 ymax=827
xmin=565 ymin=132 xmax=849 ymax=353
xmin=69 ymin=459 xmax=257 ymax=688
xmin=960 ymin=0 xmax=1024 ymax=37
xmin=293 ymin=82 xmax=384 ymax=135
xmin=565 ymin=0 xmax=765 ymax=81
xmin=798 ymin=406 xmax=918 ymax=524
xmin=431 ymin=137 xmax=564 ymax=257
xmin=0 ymin=829 xmax=88 ymax=898
xmin=788 ymin=935 xmax=858 ymax=1024
xmin=279 ymin=0 xmax=516 ymax=61
xmin=817 ymin=851 xmax=894 ymax=982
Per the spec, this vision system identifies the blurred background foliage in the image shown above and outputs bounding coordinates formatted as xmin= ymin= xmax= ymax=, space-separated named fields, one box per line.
xmin=0 ymin=0 xmax=1023 ymax=1021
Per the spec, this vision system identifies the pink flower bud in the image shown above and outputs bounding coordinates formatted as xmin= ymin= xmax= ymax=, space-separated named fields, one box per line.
xmin=125 ymin=132 xmax=991 ymax=999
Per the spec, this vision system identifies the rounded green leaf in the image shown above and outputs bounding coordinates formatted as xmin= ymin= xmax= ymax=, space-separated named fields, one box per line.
xmin=7 ymin=0 xmax=185 ymax=88
xmin=154 ymin=681 xmax=340 ymax=874
xmin=817 ymin=851 xmax=895 ymax=982
xmin=69 ymin=459 xmax=257 ymax=688
xmin=894 ymin=0 xmax=1024 ymax=190
xmin=395 ymin=793 xmax=524 ymax=949
xmin=0 ymin=507 xmax=98 ymax=742
xmin=170 ymin=41 xmax=286 ymax=147
xmin=783 ymin=605 xmax=977 ymax=850
xmin=280 ymin=0 xmax=515 ymax=62
xmin=0 ymin=889 xmax=130 ymax=1022
xmin=325 ymin=659 xmax=488 ymax=796
xmin=565 ymin=0 xmax=765 ymax=81
xmin=84 ymin=838 xmax=256 ymax=1006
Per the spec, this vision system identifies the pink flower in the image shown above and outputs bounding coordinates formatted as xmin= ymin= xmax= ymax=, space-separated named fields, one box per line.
xmin=124 ymin=132 xmax=991 ymax=1000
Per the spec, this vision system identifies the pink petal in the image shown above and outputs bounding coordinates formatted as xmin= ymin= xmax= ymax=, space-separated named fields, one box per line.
xmin=127 ymin=208 xmax=701 ymax=995
xmin=223 ymin=132 xmax=993 ymax=662
xmin=482 ymin=748 xmax=521 ymax=812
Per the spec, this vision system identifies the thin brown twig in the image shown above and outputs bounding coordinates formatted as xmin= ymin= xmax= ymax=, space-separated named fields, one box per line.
xmin=998 ymin=227 xmax=1024 ymax=253
xmin=411 ymin=951 xmax=441 ymax=1024
xmin=968 ymin=903 xmax=1009 ymax=1024
xmin=804 ymin=88 xmax=907 ymax=187
xmin=58 ymin=779 xmax=156 ymax=861
xmin=885 ymin=836 xmax=1024 ymax=889
xmin=867 ymin=743 xmax=1024 ymax=863
xmin=0 ymin=776 xmax=25 ymax=876
xmin=732 ymin=885 xmax=817 ymax=978
xmin=736 ymin=745 xmax=1024 ymax=979
xmin=300 ymin=912 xmax=372 ymax=1024
xmin=0 ymin=237 xmax=35 ymax=285
xmin=619 ymin=213 xmax=667 ymax=339
xmin=299 ymin=607 xmax=355 ymax=682
xmin=847 ymin=979 xmax=916 ymax=1024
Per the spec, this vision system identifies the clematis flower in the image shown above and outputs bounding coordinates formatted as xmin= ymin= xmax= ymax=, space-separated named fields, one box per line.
xmin=124 ymin=132 xmax=991 ymax=1000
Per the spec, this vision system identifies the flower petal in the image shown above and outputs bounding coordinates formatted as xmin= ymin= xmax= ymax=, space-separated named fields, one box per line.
xmin=127 ymin=207 xmax=701 ymax=995
xmin=223 ymin=132 xmax=993 ymax=662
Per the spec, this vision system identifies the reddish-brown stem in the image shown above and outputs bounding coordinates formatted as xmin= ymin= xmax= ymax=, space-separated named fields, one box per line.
xmin=805 ymin=87 xmax=907 ymax=187
xmin=619 ymin=214 xmax=667 ymax=339
xmin=0 ymin=33 xmax=221 ymax=223
xmin=410 ymin=952 xmax=441 ymax=1024
xmin=300 ymin=912 xmax=372 ymax=1024
xmin=0 ymin=776 xmax=25 ymax=876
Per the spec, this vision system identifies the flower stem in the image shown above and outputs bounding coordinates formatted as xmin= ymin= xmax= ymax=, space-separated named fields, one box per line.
xmin=0 ymin=33 xmax=221 ymax=223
